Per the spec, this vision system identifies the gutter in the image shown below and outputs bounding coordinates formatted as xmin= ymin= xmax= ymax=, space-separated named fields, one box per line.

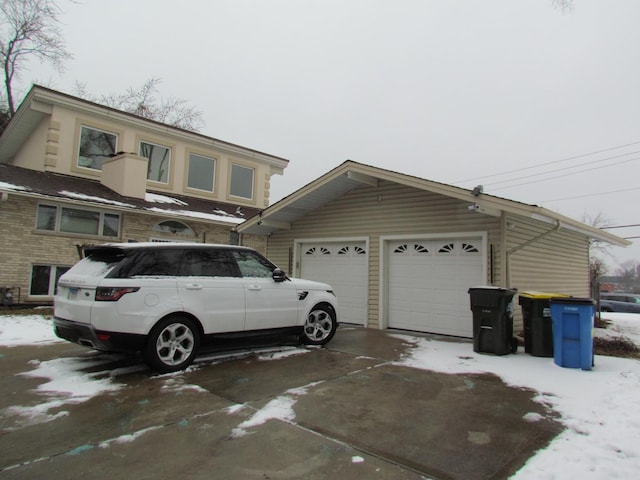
xmin=505 ymin=220 xmax=562 ymax=287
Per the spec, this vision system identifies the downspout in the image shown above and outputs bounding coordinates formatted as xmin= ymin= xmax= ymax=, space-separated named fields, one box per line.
xmin=505 ymin=220 xmax=562 ymax=287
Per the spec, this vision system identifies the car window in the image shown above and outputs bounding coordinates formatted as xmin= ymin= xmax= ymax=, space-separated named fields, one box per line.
xmin=112 ymin=249 xmax=184 ymax=278
xmin=180 ymin=249 xmax=240 ymax=277
xmin=232 ymin=250 xmax=275 ymax=278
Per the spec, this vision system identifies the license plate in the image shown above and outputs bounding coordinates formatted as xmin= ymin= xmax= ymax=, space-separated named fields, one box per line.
xmin=68 ymin=287 xmax=78 ymax=299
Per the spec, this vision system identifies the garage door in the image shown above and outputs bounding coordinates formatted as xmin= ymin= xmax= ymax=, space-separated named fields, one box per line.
xmin=300 ymin=242 xmax=368 ymax=325
xmin=387 ymin=238 xmax=484 ymax=337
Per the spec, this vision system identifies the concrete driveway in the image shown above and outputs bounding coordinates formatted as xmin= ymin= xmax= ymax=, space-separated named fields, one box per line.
xmin=0 ymin=326 xmax=561 ymax=480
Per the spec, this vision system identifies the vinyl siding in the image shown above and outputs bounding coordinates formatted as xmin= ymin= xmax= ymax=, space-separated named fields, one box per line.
xmin=267 ymin=181 xmax=502 ymax=329
xmin=506 ymin=215 xmax=591 ymax=334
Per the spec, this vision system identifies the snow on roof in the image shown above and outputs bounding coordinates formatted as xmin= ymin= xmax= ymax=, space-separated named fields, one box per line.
xmin=60 ymin=190 xmax=136 ymax=207
xmin=144 ymin=192 xmax=189 ymax=205
xmin=0 ymin=181 xmax=27 ymax=191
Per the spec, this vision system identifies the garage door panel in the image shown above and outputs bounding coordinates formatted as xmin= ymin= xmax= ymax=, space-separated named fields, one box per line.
xmin=301 ymin=242 xmax=367 ymax=325
xmin=388 ymin=238 xmax=483 ymax=337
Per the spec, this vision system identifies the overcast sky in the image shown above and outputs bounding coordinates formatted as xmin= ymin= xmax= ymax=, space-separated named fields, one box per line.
xmin=20 ymin=0 xmax=640 ymax=272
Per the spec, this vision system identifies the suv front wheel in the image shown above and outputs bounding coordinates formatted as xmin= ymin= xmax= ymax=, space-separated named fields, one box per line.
xmin=301 ymin=304 xmax=337 ymax=346
xmin=144 ymin=316 xmax=201 ymax=373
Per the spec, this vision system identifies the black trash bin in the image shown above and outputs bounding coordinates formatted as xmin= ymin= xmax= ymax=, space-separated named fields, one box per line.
xmin=468 ymin=286 xmax=518 ymax=355
xmin=518 ymin=291 xmax=570 ymax=357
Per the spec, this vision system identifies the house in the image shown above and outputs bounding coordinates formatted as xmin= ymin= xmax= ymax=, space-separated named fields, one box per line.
xmin=0 ymin=85 xmax=288 ymax=305
xmin=237 ymin=161 xmax=629 ymax=337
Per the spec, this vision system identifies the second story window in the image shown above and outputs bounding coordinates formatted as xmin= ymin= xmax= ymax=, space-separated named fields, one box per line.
xmin=230 ymin=163 xmax=254 ymax=200
xmin=36 ymin=203 xmax=120 ymax=238
xmin=140 ymin=141 xmax=171 ymax=183
xmin=78 ymin=126 xmax=118 ymax=170
xmin=187 ymin=153 xmax=216 ymax=192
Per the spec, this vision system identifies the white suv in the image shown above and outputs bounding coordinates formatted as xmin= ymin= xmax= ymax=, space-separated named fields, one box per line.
xmin=54 ymin=243 xmax=338 ymax=372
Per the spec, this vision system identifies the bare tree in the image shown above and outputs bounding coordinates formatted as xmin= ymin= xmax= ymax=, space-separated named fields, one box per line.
xmin=615 ymin=261 xmax=640 ymax=293
xmin=76 ymin=77 xmax=205 ymax=132
xmin=552 ymin=0 xmax=574 ymax=13
xmin=582 ymin=211 xmax=614 ymax=295
xmin=0 ymin=0 xmax=71 ymax=115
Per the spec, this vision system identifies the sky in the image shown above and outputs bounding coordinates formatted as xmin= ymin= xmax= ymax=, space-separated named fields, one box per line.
xmin=16 ymin=0 xmax=640 ymax=272
xmin=1 ymin=311 xmax=640 ymax=477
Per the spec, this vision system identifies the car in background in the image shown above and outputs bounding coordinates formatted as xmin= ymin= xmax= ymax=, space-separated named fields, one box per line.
xmin=54 ymin=243 xmax=338 ymax=372
xmin=599 ymin=293 xmax=640 ymax=314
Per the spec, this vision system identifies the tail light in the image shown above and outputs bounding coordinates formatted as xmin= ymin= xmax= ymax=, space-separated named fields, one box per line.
xmin=95 ymin=287 xmax=140 ymax=301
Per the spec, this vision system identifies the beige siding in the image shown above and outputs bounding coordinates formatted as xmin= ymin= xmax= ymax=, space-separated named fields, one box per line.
xmin=267 ymin=181 xmax=503 ymax=329
xmin=506 ymin=215 xmax=591 ymax=334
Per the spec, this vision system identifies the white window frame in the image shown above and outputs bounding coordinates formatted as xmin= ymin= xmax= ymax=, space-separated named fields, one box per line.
xmin=139 ymin=140 xmax=172 ymax=184
xmin=29 ymin=264 xmax=71 ymax=297
xmin=187 ymin=152 xmax=217 ymax=192
xmin=77 ymin=125 xmax=119 ymax=171
xmin=36 ymin=203 xmax=121 ymax=238
xmin=229 ymin=163 xmax=255 ymax=200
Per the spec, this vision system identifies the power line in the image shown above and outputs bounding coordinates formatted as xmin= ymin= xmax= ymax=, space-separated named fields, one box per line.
xmin=491 ymin=155 xmax=640 ymax=192
xmin=540 ymin=186 xmax=640 ymax=203
xmin=454 ymin=140 xmax=640 ymax=184
xmin=604 ymin=224 xmax=640 ymax=229
xmin=484 ymin=151 xmax=640 ymax=188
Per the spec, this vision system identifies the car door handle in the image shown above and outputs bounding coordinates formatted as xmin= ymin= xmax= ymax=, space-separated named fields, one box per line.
xmin=248 ymin=285 xmax=262 ymax=291
xmin=185 ymin=284 xmax=203 ymax=290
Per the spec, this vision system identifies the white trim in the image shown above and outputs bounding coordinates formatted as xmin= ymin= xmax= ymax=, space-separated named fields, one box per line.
xmin=294 ymin=236 xmax=369 ymax=327
xmin=379 ymin=232 xmax=488 ymax=330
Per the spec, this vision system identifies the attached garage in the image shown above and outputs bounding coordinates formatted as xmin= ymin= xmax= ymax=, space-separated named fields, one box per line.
xmin=239 ymin=161 xmax=628 ymax=338
xmin=385 ymin=237 xmax=485 ymax=337
xmin=299 ymin=240 xmax=368 ymax=325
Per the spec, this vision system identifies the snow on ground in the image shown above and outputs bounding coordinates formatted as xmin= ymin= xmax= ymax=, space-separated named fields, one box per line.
xmin=394 ymin=311 xmax=640 ymax=479
xmin=1 ymin=312 xmax=639 ymax=478
xmin=0 ymin=315 xmax=63 ymax=347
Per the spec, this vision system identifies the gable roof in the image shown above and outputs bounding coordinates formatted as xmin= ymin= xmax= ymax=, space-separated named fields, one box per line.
xmin=238 ymin=160 xmax=630 ymax=247
xmin=0 ymin=164 xmax=258 ymax=225
xmin=0 ymin=85 xmax=289 ymax=172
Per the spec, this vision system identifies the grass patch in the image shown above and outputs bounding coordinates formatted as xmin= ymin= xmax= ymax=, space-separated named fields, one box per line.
xmin=594 ymin=336 xmax=640 ymax=359
xmin=0 ymin=306 xmax=53 ymax=317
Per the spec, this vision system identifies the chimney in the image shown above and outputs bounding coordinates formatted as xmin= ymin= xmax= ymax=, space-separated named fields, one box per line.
xmin=101 ymin=153 xmax=148 ymax=199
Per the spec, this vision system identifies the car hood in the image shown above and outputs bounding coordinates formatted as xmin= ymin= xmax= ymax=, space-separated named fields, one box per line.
xmin=288 ymin=277 xmax=333 ymax=291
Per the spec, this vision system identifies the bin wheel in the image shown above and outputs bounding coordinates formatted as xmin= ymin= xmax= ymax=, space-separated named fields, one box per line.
xmin=511 ymin=337 xmax=519 ymax=354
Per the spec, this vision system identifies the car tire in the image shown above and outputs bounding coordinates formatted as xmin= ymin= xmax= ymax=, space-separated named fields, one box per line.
xmin=144 ymin=316 xmax=200 ymax=373
xmin=301 ymin=304 xmax=337 ymax=346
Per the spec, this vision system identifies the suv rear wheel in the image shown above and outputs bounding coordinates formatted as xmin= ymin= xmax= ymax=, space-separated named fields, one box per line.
xmin=144 ymin=316 xmax=201 ymax=373
xmin=301 ymin=305 xmax=337 ymax=346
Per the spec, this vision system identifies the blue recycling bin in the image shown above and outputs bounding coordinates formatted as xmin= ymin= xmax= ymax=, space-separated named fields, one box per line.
xmin=550 ymin=297 xmax=595 ymax=370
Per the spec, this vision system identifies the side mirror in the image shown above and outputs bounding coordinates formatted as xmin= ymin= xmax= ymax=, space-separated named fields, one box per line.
xmin=272 ymin=268 xmax=288 ymax=282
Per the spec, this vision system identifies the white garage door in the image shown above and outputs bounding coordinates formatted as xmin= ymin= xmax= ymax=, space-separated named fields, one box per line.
xmin=300 ymin=242 xmax=368 ymax=325
xmin=387 ymin=238 xmax=484 ymax=337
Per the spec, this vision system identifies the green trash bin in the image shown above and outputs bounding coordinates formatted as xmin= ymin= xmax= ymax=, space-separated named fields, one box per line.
xmin=468 ymin=287 xmax=518 ymax=355
xmin=518 ymin=291 xmax=570 ymax=357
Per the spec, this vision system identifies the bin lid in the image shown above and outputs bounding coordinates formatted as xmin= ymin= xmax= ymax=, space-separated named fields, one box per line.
xmin=519 ymin=291 xmax=570 ymax=300
xmin=549 ymin=297 xmax=595 ymax=305
xmin=468 ymin=286 xmax=517 ymax=294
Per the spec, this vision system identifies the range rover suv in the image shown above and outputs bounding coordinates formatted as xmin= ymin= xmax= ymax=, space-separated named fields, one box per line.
xmin=54 ymin=243 xmax=338 ymax=372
